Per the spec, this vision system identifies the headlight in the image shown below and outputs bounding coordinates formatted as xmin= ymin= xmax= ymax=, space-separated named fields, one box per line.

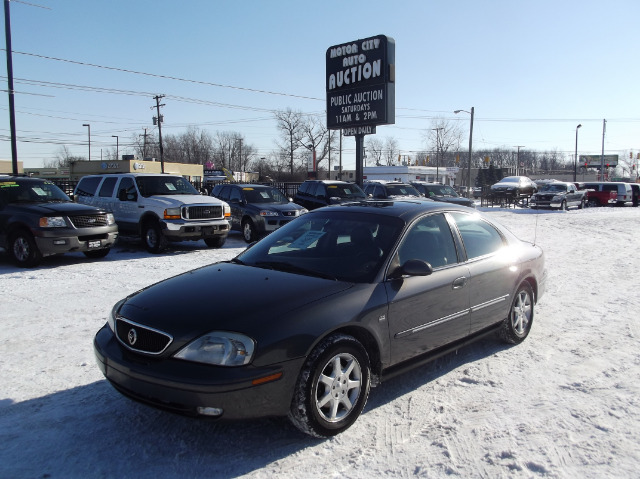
xmin=39 ymin=216 xmax=66 ymax=227
xmin=108 ymin=298 xmax=126 ymax=332
xmin=174 ymin=332 xmax=255 ymax=366
xmin=299 ymin=208 xmax=308 ymax=215
xmin=164 ymin=207 xmax=181 ymax=220
xmin=106 ymin=213 xmax=116 ymax=226
xmin=260 ymin=210 xmax=278 ymax=217
xmin=223 ymin=204 xmax=231 ymax=218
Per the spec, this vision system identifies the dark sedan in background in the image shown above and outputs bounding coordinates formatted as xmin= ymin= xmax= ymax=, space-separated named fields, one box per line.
xmin=410 ymin=181 xmax=475 ymax=208
xmin=491 ymin=176 xmax=538 ymax=197
xmin=94 ymin=200 xmax=546 ymax=437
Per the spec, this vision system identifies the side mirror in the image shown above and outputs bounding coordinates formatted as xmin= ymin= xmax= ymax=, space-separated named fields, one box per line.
xmin=389 ymin=259 xmax=433 ymax=279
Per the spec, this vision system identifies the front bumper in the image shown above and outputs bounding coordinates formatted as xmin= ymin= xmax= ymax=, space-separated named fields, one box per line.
xmin=34 ymin=226 xmax=118 ymax=256
xmin=93 ymin=324 xmax=304 ymax=419
xmin=161 ymin=219 xmax=230 ymax=240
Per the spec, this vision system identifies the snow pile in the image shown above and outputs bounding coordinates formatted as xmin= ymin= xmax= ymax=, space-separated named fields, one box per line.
xmin=1 ymin=206 xmax=639 ymax=478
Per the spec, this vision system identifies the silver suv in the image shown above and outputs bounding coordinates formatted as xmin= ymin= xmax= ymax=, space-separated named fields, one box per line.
xmin=74 ymin=173 xmax=230 ymax=253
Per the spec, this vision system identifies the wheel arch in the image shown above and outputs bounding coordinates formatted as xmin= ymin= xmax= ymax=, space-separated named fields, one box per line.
xmin=307 ymin=324 xmax=383 ymax=385
xmin=138 ymin=211 xmax=162 ymax=233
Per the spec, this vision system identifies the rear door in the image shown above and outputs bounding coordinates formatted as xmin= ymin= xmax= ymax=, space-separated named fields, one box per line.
xmin=449 ymin=212 xmax=516 ymax=334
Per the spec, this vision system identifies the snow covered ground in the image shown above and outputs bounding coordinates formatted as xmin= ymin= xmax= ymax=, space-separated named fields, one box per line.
xmin=1 ymin=205 xmax=639 ymax=479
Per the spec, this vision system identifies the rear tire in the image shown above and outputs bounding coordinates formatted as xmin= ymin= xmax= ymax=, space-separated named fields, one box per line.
xmin=8 ymin=230 xmax=42 ymax=268
xmin=142 ymin=221 xmax=167 ymax=253
xmin=499 ymin=282 xmax=534 ymax=344
xmin=289 ymin=334 xmax=371 ymax=438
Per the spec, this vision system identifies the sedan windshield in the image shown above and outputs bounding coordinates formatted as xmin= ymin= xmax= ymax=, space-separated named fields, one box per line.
xmin=386 ymin=184 xmax=421 ymax=197
xmin=540 ymin=184 xmax=567 ymax=192
xmin=0 ymin=180 xmax=70 ymax=204
xmin=136 ymin=176 xmax=200 ymax=197
xmin=237 ymin=210 xmax=404 ymax=283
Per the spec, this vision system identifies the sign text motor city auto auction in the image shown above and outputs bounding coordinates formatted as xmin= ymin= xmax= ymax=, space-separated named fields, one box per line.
xmin=327 ymin=37 xmax=384 ymax=91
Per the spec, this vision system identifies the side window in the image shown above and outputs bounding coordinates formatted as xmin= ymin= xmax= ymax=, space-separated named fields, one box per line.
xmin=396 ymin=213 xmax=458 ymax=268
xmin=298 ymin=182 xmax=310 ymax=195
xmin=75 ymin=176 xmax=102 ymax=197
xmin=316 ymin=184 xmax=327 ymax=199
xmin=305 ymin=182 xmax=317 ymax=197
xmin=217 ymin=185 xmax=231 ymax=201
xmin=229 ymin=187 xmax=243 ymax=203
xmin=98 ymin=177 xmax=118 ymax=197
xmin=117 ymin=177 xmax=136 ymax=201
xmin=451 ymin=212 xmax=504 ymax=259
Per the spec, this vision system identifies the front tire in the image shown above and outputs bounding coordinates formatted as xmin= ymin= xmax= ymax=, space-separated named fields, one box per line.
xmin=499 ymin=282 xmax=534 ymax=344
xmin=289 ymin=334 xmax=371 ymax=438
xmin=242 ymin=219 xmax=257 ymax=243
xmin=142 ymin=221 xmax=167 ymax=253
xmin=9 ymin=230 xmax=42 ymax=267
xmin=560 ymin=200 xmax=567 ymax=211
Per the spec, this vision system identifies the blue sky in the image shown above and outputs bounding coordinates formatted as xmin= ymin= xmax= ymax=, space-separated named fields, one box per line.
xmin=1 ymin=0 xmax=638 ymax=169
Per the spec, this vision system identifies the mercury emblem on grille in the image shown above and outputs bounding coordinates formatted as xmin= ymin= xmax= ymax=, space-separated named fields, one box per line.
xmin=127 ymin=328 xmax=138 ymax=346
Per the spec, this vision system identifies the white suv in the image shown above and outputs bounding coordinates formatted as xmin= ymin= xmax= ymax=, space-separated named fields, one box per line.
xmin=74 ymin=173 xmax=230 ymax=253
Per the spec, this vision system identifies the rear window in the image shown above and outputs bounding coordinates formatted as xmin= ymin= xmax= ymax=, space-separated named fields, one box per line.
xmin=75 ymin=176 xmax=102 ymax=197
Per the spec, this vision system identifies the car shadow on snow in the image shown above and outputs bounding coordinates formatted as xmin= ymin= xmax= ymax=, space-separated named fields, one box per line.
xmin=0 ymin=337 xmax=513 ymax=478
xmin=0 ymin=234 xmax=248 ymax=275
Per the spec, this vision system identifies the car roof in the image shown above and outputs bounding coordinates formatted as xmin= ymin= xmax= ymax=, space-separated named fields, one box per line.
xmin=313 ymin=199 xmax=471 ymax=221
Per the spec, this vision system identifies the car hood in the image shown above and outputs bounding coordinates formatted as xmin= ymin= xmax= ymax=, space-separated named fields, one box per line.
xmin=11 ymin=201 xmax=107 ymax=215
xmin=118 ymin=262 xmax=354 ymax=337
xmin=145 ymin=194 xmax=224 ymax=207
xmin=250 ymin=202 xmax=304 ymax=213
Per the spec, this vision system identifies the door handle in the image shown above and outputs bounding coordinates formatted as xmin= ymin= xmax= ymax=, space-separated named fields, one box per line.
xmin=452 ymin=277 xmax=467 ymax=290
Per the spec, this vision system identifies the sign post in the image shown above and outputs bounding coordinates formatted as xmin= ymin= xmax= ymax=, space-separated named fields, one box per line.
xmin=326 ymin=34 xmax=395 ymax=187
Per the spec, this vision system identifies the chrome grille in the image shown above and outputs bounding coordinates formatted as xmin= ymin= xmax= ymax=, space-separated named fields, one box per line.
xmin=69 ymin=214 xmax=110 ymax=228
xmin=182 ymin=205 xmax=223 ymax=220
xmin=115 ymin=317 xmax=173 ymax=355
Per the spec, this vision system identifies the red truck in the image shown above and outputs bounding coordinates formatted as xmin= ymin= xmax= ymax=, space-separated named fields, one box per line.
xmin=579 ymin=182 xmax=618 ymax=207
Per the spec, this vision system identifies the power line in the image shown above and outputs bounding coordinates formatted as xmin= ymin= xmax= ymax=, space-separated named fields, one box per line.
xmin=7 ymin=49 xmax=323 ymax=102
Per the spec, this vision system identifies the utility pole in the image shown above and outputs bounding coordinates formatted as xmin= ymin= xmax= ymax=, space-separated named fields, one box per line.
xmin=600 ymin=119 xmax=606 ymax=181
xmin=514 ymin=145 xmax=525 ymax=175
xmin=4 ymin=0 xmax=18 ymax=174
xmin=152 ymin=95 xmax=165 ymax=173
xmin=140 ymin=127 xmax=148 ymax=158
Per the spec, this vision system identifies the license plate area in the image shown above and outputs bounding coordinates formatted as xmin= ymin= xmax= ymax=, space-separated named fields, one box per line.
xmin=88 ymin=240 xmax=101 ymax=248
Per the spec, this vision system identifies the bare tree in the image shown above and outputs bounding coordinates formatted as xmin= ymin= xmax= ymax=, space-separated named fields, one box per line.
xmin=274 ymin=108 xmax=304 ymax=175
xmin=423 ymin=118 xmax=464 ymax=168
xmin=44 ymin=145 xmax=84 ymax=167
xmin=383 ymin=136 xmax=399 ymax=165
xmin=365 ymin=137 xmax=384 ymax=166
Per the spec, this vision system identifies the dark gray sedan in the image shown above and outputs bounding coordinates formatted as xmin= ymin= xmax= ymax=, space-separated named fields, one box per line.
xmin=94 ymin=200 xmax=546 ymax=437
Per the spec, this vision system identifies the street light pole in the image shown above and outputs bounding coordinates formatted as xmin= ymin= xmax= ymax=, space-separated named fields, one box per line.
xmin=514 ymin=145 xmax=525 ymax=175
xmin=573 ymin=124 xmax=582 ymax=182
xmin=112 ymin=135 xmax=119 ymax=161
xmin=454 ymin=107 xmax=474 ymax=197
xmin=82 ymin=124 xmax=91 ymax=161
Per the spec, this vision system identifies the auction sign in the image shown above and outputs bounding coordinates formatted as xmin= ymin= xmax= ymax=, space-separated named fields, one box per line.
xmin=326 ymin=34 xmax=395 ymax=131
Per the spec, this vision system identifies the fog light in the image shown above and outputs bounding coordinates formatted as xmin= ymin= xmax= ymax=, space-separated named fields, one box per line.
xmin=197 ymin=406 xmax=223 ymax=417
xmin=53 ymin=239 xmax=67 ymax=245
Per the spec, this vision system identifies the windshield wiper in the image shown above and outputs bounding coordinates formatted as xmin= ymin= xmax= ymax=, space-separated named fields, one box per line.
xmin=254 ymin=261 xmax=336 ymax=280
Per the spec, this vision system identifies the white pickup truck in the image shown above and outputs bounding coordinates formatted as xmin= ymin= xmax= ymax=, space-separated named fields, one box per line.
xmin=74 ymin=173 xmax=230 ymax=252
